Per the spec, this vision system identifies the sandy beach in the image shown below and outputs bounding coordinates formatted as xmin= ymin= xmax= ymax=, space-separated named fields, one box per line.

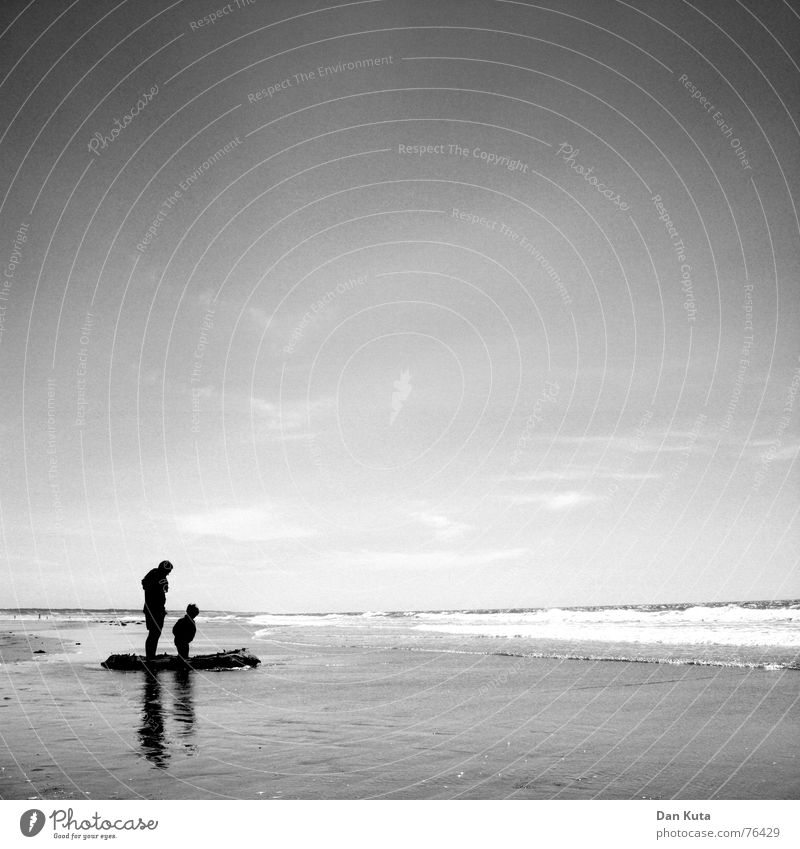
xmin=0 ymin=628 xmax=82 ymax=664
xmin=1 ymin=618 xmax=797 ymax=800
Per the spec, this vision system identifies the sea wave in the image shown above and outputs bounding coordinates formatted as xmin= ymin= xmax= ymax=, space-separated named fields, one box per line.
xmin=412 ymin=622 xmax=800 ymax=647
xmin=410 ymin=605 xmax=800 ymax=647
xmin=247 ymin=602 xmax=800 ymax=650
xmin=413 ymin=604 xmax=800 ymax=625
xmin=399 ymin=647 xmax=797 ymax=671
xmin=247 ymin=613 xmax=344 ymax=627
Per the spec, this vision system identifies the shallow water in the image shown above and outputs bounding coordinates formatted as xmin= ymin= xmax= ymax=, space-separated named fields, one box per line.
xmin=1 ymin=618 xmax=798 ymax=800
xmin=249 ymin=601 xmax=800 ymax=669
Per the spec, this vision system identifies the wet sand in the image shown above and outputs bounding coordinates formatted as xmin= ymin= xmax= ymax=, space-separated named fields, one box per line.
xmin=0 ymin=628 xmax=81 ymax=663
xmin=1 ymin=620 xmax=797 ymax=799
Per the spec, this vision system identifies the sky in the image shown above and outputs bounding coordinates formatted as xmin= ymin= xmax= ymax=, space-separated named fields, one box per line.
xmin=0 ymin=0 xmax=798 ymax=612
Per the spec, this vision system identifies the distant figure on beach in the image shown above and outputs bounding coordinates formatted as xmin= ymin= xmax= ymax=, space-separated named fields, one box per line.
xmin=141 ymin=560 xmax=173 ymax=659
xmin=172 ymin=604 xmax=199 ymax=659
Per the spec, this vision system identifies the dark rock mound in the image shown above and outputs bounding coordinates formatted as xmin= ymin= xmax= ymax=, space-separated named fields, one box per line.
xmin=101 ymin=648 xmax=260 ymax=670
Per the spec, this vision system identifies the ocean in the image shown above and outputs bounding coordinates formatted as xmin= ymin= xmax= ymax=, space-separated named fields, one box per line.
xmin=4 ymin=599 xmax=799 ymax=671
xmin=2 ymin=602 xmax=798 ymax=799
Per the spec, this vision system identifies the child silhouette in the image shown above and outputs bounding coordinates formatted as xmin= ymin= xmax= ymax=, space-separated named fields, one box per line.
xmin=172 ymin=604 xmax=199 ymax=659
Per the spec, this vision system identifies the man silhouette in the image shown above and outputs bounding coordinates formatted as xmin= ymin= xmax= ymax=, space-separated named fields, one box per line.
xmin=141 ymin=560 xmax=173 ymax=659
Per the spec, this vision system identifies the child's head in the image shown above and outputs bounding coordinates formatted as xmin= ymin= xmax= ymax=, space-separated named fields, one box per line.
xmin=186 ymin=604 xmax=199 ymax=619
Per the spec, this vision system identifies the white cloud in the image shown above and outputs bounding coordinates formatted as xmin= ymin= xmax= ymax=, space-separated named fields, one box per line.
xmin=771 ymin=444 xmax=799 ymax=461
xmin=176 ymin=504 xmax=317 ymax=542
xmin=516 ymin=431 xmax=715 ymax=456
xmin=248 ymin=307 xmax=274 ymax=330
xmin=543 ymin=491 xmax=597 ymax=510
xmin=250 ymin=396 xmax=336 ymax=437
xmin=495 ymin=490 xmax=599 ymax=510
xmin=503 ymin=469 xmax=660 ymax=483
xmin=411 ymin=510 xmax=470 ymax=540
xmin=337 ymin=548 xmax=529 ymax=570
xmin=198 ymin=289 xmax=216 ymax=310
xmin=746 ymin=439 xmax=799 ymax=462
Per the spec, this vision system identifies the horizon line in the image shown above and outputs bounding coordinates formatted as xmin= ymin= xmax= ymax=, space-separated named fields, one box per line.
xmin=2 ymin=597 xmax=797 ymax=617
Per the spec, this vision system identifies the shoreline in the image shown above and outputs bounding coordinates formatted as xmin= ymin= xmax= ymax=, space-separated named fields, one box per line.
xmin=2 ymin=617 xmax=798 ymax=672
xmin=1 ymin=621 xmax=797 ymax=799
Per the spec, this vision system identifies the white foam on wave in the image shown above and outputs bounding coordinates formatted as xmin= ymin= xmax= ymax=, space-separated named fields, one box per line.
xmin=398 ymin=646 xmax=795 ymax=670
xmin=247 ymin=613 xmax=346 ymax=627
xmin=243 ymin=604 xmax=800 ymax=649
xmin=414 ymin=623 xmax=800 ymax=647
xmin=415 ymin=604 xmax=800 ymax=625
xmin=198 ymin=613 xmax=247 ymax=622
xmin=412 ymin=605 xmax=800 ymax=647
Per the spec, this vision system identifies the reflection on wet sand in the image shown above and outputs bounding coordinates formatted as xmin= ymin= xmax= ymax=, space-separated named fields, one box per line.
xmin=137 ymin=668 xmax=196 ymax=767
xmin=138 ymin=672 xmax=168 ymax=768
xmin=172 ymin=667 xmax=196 ymax=754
